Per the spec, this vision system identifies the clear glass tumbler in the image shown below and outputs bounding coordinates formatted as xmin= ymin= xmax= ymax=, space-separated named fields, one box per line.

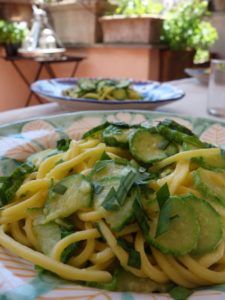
xmin=207 ymin=59 xmax=225 ymax=117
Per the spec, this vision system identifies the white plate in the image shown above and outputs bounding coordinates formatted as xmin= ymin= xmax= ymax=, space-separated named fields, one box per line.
xmin=18 ymin=48 xmax=66 ymax=58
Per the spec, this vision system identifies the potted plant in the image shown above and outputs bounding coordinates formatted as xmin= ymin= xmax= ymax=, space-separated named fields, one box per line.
xmin=44 ymin=0 xmax=115 ymax=45
xmin=160 ymin=0 xmax=218 ymax=81
xmin=99 ymin=0 xmax=164 ymax=44
xmin=0 ymin=20 xmax=27 ymax=56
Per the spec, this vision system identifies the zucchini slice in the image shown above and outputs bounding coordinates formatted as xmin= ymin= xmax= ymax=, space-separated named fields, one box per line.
xmin=93 ymin=176 xmax=122 ymax=208
xmin=192 ymin=151 xmax=225 ymax=171
xmin=105 ymin=187 xmax=137 ymax=232
xmin=111 ymin=88 xmax=127 ymax=100
xmin=89 ymin=159 xmax=134 ymax=182
xmin=193 ymin=168 xmax=225 ymax=207
xmin=82 ymin=122 xmax=109 ymax=140
xmin=33 ymin=222 xmax=61 ymax=255
xmin=102 ymin=124 xmax=133 ymax=148
xmin=147 ymin=196 xmax=200 ymax=256
xmin=186 ymin=195 xmax=223 ymax=256
xmin=27 ymin=149 xmax=60 ymax=167
xmin=44 ymin=174 xmax=92 ymax=222
xmin=129 ymin=128 xmax=169 ymax=163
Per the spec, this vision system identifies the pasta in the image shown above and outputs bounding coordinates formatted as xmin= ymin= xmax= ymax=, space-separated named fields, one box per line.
xmin=62 ymin=79 xmax=142 ymax=101
xmin=1 ymin=119 xmax=225 ymax=296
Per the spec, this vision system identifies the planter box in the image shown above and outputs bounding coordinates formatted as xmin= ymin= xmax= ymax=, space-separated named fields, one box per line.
xmin=46 ymin=0 xmax=114 ymax=45
xmin=0 ymin=0 xmax=32 ymax=22
xmin=99 ymin=15 xmax=163 ymax=44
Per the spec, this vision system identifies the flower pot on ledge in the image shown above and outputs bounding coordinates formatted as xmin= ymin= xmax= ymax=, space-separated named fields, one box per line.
xmin=99 ymin=15 xmax=163 ymax=44
xmin=4 ymin=43 xmax=20 ymax=57
xmin=46 ymin=0 xmax=115 ymax=45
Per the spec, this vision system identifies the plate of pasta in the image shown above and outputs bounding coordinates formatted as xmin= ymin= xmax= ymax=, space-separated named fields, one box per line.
xmin=31 ymin=78 xmax=185 ymax=110
xmin=1 ymin=110 xmax=225 ymax=300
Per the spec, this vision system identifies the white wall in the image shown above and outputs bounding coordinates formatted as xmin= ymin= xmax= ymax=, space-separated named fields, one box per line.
xmin=211 ymin=13 xmax=225 ymax=58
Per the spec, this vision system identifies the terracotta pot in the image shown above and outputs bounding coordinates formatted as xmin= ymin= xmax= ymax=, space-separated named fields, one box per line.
xmin=46 ymin=0 xmax=115 ymax=45
xmin=100 ymin=15 xmax=163 ymax=44
xmin=0 ymin=0 xmax=32 ymax=22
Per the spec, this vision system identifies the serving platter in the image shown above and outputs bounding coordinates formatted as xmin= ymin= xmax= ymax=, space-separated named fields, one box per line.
xmin=18 ymin=48 xmax=66 ymax=58
xmin=0 ymin=110 xmax=225 ymax=300
xmin=31 ymin=78 xmax=185 ymax=111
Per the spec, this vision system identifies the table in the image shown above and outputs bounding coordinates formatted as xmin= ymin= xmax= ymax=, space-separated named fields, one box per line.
xmin=0 ymin=78 xmax=222 ymax=126
xmin=2 ymin=54 xmax=86 ymax=107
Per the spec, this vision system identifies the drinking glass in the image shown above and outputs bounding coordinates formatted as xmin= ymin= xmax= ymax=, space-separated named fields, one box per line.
xmin=207 ymin=59 xmax=225 ymax=117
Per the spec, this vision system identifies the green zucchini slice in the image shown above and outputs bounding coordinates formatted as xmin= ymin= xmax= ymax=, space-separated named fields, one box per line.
xmin=44 ymin=174 xmax=92 ymax=222
xmin=33 ymin=222 xmax=61 ymax=255
xmin=102 ymin=124 xmax=133 ymax=148
xmin=129 ymin=128 xmax=169 ymax=163
xmin=186 ymin=195 xmax=223 ymax=256
xmin=193 ymin=168 xmax=225 ymax=207
xmin=148 ymin=196 xmax=200 ymax=256
xmin=105 ymin=187 xmax=137 ymax=232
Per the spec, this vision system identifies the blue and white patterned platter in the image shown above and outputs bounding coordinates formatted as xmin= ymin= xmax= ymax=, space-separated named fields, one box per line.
xmin=31 ymin=78 xmax=185 ymax=110
xmin=1 ymin=110 xmax=225 ymax=300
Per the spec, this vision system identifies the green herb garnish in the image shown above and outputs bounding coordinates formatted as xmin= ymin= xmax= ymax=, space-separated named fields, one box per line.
xmin=52 ymin=182 xmax=67 ymax=195
xmin=156 ymin=183 xmax=170 ymax=208
xmin=133 ymin=196 xmax=150 ymax=236
xmin=56 ymin=138 xmax=71 ymax=151
xmin=0 ymin=162 xmax=35 ymax=207
xmin=117 ymin=238 xmax=141 ymax=269
xmin=60 ymin=226 xmax=80 ymax=263
xmin=169 ymin=286 xmax=193 ymax=300
xmin=102 ymin=171 xmax=137 ymax=211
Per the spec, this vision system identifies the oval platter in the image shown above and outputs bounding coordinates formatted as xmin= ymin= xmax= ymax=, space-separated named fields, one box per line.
xmin=0 ymin=110 xmax=225 ymax=300
xmin=31 ymin=78 xmax=185 ymax=110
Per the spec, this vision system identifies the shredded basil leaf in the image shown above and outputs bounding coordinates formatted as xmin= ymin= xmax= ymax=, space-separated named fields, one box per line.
xmin=52 ymin=182 xmax=67 ymax=195
xmin=56 ymin=138 xmax=71 ymax=151
xmin=60 ymin=226 xmax=80 ymax=263
xmin=117 ymin=238 xmax=141 ymax=269
xmin=102 ymin=187 xmax=121 ymax=211
xmin=133 ymin=197 xmax=150 ymax=236
xmin=100 ymin=152 xmax=111 ymax=161
xmin=35 ymin=265 xmax=47 ymax=275
xmin=55 ymin=159 xmax=64 ymax=166
xmin=117 ymin=238 xmax=133 ymax=252
xmin=86 ymin=268 xmax=120 ymax=291
xmin=156 ymin=183 xmax=170 ymax=208
xmin=61 ymin=243 xmax=80 ymax=263
xmin=169 ymin=286 xmax=193 ymax=300
xmin=102 ymin=171 xmax=137 ymax=211
xmin=0 ymin=162 xmax=35 ymax=207
xmin=135 ymin=171 xmax=157 ymax=185
xmin=155 ymin=199 xmax=172 ymax=237
xmin=117 ymin=171 xmax=137 ymax=206
xmin=93 ymin=182 xmax=104 ymax=194
xmin=128 ymin=249 xmax=141 ymax=269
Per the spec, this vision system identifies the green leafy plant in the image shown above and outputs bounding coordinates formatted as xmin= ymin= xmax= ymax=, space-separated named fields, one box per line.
xmin=161 ymin=0 xmax=218 ymax=62
xmin=0 ymin=20 xmax=27 ymax=44
xmin=113 ymin=0 xmax=163 ymax=16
